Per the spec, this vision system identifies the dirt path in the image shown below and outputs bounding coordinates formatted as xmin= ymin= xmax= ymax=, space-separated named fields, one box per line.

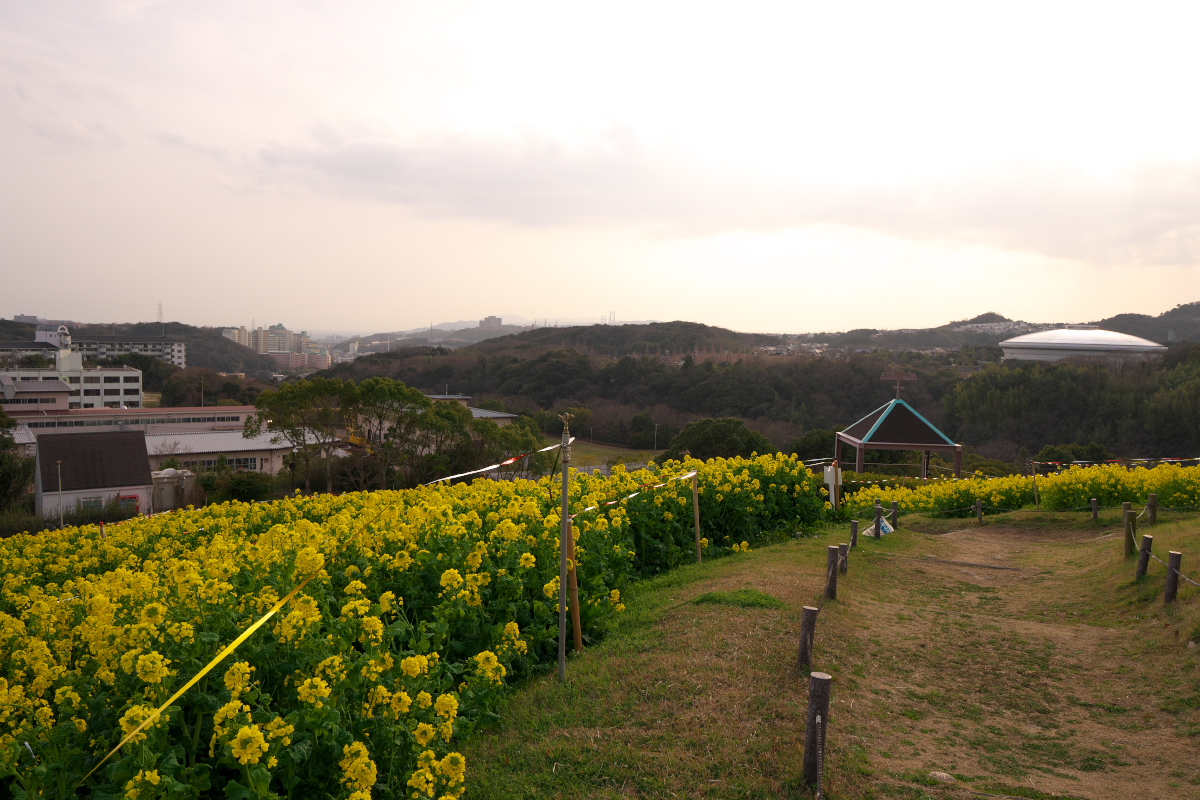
xmin=824 ymin=525 xmax=1200 ymax=799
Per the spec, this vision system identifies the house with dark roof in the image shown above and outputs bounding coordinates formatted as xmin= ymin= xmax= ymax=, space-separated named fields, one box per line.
xmin=35 ymin=431 xmax=153 ymax=518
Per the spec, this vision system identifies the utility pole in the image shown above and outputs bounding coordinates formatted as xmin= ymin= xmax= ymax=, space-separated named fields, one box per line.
xmin=654 ymin=423 xmax=659 ymax=451
xmin=557 ymin=412 xmax=574 ymax=683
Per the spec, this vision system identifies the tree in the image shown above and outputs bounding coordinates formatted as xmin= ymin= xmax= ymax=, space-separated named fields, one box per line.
xmin=350 ymin=377 xmax=431 ymax=489
xmin=0 ymin=407 xmax=34 ymax=512
xmin=657 ymin=418 xmax=774 ymax=463
xmin=18 ymin=354 xmax=52 ymax=368
xmin=245 ymin=378 xmax=357 ymax=494
xmin=789 ymin=428 xmax=837 ymax=460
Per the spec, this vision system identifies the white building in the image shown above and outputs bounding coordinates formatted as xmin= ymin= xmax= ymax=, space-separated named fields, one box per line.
xmin=0 ymin=349 xmax=143 ymax=408
xmin=35 ymin=324 xmax=186 ymax=367
xmin=145 ymin=430 xmax=296 ymax=474
xmin=1000 ymin=327 xmax=1168 ymax=362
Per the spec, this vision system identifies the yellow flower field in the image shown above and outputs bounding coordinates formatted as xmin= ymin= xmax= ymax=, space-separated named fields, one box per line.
xmin=0 ymin=453 xmax=824 ymax=799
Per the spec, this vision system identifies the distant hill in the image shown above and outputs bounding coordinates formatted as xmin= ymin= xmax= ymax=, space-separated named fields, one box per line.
xmin=342 ymin=324 xmax=530 ymax=353
xmin=464 ymin=321 xmax=779 ymax=357
xmin=1091 ymin=303 xmax=1200 ymax=343
xmin=69 ymin=322 xmax=279 ymax=377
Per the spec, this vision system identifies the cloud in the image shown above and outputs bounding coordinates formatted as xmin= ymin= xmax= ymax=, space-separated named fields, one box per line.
xmin=251 ymin=128 xmax=1200 ymax=266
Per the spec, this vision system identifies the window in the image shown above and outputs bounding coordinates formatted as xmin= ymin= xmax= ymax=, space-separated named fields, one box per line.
xmin=123 ymin=388 xmax=139 ymax=395
xmin=126 ymin=401 xmax=140 ymax=408
xmin=69 ymin=389 xmax=80 ymax=396
xmin=103 ymin=389 xmax=120 ymax=396
xmin=42 ymin=376 xmax=58 ymax=381
xmin=184 ymin=457 xmax=257 ymax=471
xmin=104 ymin=402 xmax=120 ymax=408
xmin=84 ymin=389 xmax=100 ymax=396
xmin=103 ymin=376 xmax=120 ymax=383
xmin=123 ymin=376 xmax=139 ymax=383
xmin=78 ymin=497 xmax=105 ymax=511
xmin=39 ymin=397 xmax=57 ymax=404
xmin=84 ymin=377 xmax=100 ymax=384
xmin=67 ymin=377 xmax=79 ymax=383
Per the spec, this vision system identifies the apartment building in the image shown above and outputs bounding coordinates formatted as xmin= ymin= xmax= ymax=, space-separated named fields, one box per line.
xmin=0 ymin=349 xmax=143 ymax=409
xmin=0 ymin=325 xmax=186 ymax=368
xmin=223 ymin=323 xmax=330 ymax=370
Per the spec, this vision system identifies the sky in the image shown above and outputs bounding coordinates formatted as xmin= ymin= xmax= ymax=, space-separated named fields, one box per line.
xmin=2 ymin=0 xmax=1199 ymax=335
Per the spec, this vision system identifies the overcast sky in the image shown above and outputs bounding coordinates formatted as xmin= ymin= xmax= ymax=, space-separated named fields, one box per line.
xmin=3 ymin=0 xmax=1199 ymax=334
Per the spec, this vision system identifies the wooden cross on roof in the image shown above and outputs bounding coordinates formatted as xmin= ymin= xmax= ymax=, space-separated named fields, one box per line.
xmin=881 ymin=367 xmax=918 ymax=399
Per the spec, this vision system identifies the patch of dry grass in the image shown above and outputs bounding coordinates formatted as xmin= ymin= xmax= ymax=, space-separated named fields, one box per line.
xmin=463 ymin=516 xmax=1200 ymax=799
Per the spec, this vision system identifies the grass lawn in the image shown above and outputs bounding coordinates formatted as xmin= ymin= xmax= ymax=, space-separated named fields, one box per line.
xmin=463 ymin=511 xmax=1200 ymax=799
xmin=543 ymin=435 xmax=663 ymax=468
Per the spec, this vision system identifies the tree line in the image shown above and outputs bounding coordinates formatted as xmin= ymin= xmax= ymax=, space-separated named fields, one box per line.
xmin=245 ymin=377 xmax=551 ymax=494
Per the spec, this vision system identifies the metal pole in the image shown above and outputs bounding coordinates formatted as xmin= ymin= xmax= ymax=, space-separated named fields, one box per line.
xmin=557 ymin=413 xmax=574 ymax=683
xmin=692 ymin=473 xmax=702 ymax=563
xmin=57 ymin=460 xmax=63 ymax=528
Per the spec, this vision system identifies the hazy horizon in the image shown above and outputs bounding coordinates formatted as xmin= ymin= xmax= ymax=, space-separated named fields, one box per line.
xmin=3 ymin=2 xmax=1199 ymax=332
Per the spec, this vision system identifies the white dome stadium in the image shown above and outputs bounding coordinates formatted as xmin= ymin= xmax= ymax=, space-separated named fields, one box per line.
xmin=999 ymin=327 xmax=1167 ymax=362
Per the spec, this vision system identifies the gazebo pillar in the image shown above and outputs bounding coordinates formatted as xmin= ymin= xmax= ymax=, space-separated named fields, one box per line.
xmin=856 ymin=444 xmax=865 ymax=473
xmin=921 ymin=450 xmax=930 ymax=479
xmin=953 ymin=447 xmax=962 ymax=477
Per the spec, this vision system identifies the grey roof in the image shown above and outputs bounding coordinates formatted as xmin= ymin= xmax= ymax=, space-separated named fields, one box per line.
xmin=470 ymin=407 xmax=518 ymax=419
xmin=426 ymin=394 xmax=471 ymax=401
xmin=12 ymin=424 xmax=35 ymax=446
xmin=38 ymin=431 xmax=152 ymax=491
xmin=0 ymin=341 xmax=57 ymax=350
xmin=1000 ymin=328 xmax=1166 ymax=351
xmin=145 ymin=430 xmax=296 ymax=456
xmin=75 ymin=336 xmax=181 ymax=344
xmin=13 ymin=380 xmax=71 ymax=392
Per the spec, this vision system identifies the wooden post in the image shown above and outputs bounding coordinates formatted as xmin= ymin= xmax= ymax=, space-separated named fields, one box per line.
xmin=890 ymin=500 xmax=899 ymax=530
xmin=1165 ymin=551 xmax=1183 ymax=603
xmin=1148 ymin=493 xmax=1158 ymax=526
xmin=1122 ymin=501 xmax=1131 ymax=517
xmin=566 ymin=518 xmax=583 ymax=653
xmin=850 ymin=520 xmax=858 ymax=548
xmin=557 ymin=415 xmax=573 ymax=683
xmin=874 ymin=501 xmax=882 ymax=539
xmin=825 ymin=546 xmax=839 ymax=600
xmin=975 ymin=498 xmax=983 ymax=524
xmin=1124 ymin=509 xmax=1136 ymax=559
xmin=803 ymin=672 xmax=832 ymax=792
xmin=692 ymin=473 xmax=702 ymax=564
xmin=1091 ymin=498 xmax=1098 ymax=521
xmin=838 ymin=543 xmax=849 ymax=575
xmin=1136 ymin=534 xmax=1153 ymax=578
xmin=797 ymin=606 xmax=819 ymax=669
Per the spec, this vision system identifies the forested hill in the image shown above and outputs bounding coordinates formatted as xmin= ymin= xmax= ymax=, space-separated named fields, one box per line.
xmin=460 ymin=321 xmax=782 ymax=358
xmin=70 ymin=322 xmax=278 ymax=376
xmin=1092 ymin=302 xmax=1200 ymax=343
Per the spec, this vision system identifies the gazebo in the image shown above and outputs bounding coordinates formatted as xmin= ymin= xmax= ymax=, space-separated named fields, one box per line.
xmin=835 ymin=399 xmax=962 ymax=478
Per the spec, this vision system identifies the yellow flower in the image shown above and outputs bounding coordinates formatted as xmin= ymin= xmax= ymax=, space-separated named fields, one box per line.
xmin=339 ymin=741 xmax=378 ymax=792
xmin=435 ymin=693 xmax=459 ymax=719
xmin=230 ymin=724 xmax=268 ymax=765
xmin=519 ymin=553 xmax=536 ymax=568
xmin=223 ymin=661 xmax=254 ymax=696
xmin=401 ymin=654 xmax=429 ymax=677
xmin=414 ymin=722 xmax=436 ymax=746
xmin=118 ymin=705 xmax=157 ymax=744
xmin=440 ymin=569 xmax=464 ymax=591
xmin=297 ymin=677 xmax=331 ymax=708
xmin=135 ymin=652 xmax=172 ymax=684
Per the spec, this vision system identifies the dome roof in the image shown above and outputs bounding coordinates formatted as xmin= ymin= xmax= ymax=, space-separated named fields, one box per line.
xmin=1000 ymin=328 xmax=1166 ymax=352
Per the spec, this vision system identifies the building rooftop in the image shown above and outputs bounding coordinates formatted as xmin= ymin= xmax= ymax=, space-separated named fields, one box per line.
xmin=8 ymin=405 xmax=255 ymax=417
xmin=37 ymin=431 xmax=152 ymax=491
xmin=9 ymin=380 xmax=71 ymax=392
xmin=999 ymin=328 xmax=1167 ymax=351
xmin=0 ymin=341 xmax=57 ymax=350
xmin=145 ymin=430 xmax=293 ymax=455
xmin=470 ymin=407 xmax=519 ymax=419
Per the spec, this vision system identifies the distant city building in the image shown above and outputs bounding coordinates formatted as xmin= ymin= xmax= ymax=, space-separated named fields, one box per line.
xmin=479 ymin=316 xmax=503 ymax=329
xmin=999 ymin=327 xmax=1168 ymax=362
xmin=0 ymin=325 xmax=186 ymax=368
xmin=223 ymin=323 xmax=329 ymax=370
xmin=0 ymin=349 xmax=143 ymax=409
